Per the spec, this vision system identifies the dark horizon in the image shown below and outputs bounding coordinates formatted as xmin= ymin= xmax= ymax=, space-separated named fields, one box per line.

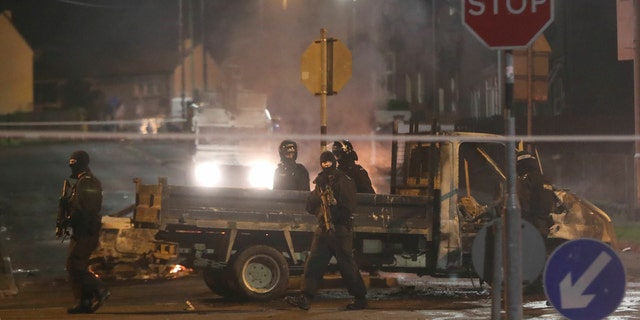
xmin=1 ymin=0 xmax=634 ymax=120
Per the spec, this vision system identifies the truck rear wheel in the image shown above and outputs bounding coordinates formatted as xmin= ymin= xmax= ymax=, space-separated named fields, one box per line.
xmin=231 ymin=245 xmax=289 ymax=301
xmin=202 ymin=267 xmax=240 ymax=299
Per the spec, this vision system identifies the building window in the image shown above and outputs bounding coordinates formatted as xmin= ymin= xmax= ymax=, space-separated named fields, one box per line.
xmin=471 ymin=90 xmax=480 ymax=118
xmin=417 ymin=72 xmax=423 ymax=104
xmin=450 ymin=77 xmax=456 ymax=113
xmin=384 ymin=51 xmax=396 ymax=96
xmin=405 ymin=74 xmax=412 ymax=103
xmin=485 ymin=77 xmax=499 ymax=117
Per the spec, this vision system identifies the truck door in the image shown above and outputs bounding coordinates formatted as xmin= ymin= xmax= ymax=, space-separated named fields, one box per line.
xmin=456 ymin=142 xmax=506 ymax=261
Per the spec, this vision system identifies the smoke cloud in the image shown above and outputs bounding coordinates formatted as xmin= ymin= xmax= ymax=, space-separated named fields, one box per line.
xmin=206 ymin=0 xmax=430 ymax=185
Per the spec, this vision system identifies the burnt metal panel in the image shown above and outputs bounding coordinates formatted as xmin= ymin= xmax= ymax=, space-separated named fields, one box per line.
xmin=353 ymin=193 xmax=433 ymax=235
xmin=160 ymin=187 xmax=314 ymax=231
xmin=157 ymin=185 xmax=433 ymax=237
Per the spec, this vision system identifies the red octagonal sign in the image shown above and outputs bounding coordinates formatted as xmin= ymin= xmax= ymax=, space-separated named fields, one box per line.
xmin=462 ymin=0 xmax=554 ymax=49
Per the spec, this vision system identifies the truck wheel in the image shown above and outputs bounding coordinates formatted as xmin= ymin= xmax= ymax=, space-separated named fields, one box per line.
xmin=202 ymin=267 xmax=240 ymax=299
xmin=231 ymin=245 xmax=289 ymax=301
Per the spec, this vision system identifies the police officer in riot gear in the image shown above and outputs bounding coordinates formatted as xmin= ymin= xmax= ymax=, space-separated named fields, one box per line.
xmin=284 ymin=151 xmax=368 ymax=311
xmin=66 ymin=150 xmax=110 ymax=314
xmin=516 ymin=150 xmax=555 ymax=238
xmin=332 ymin=140 xmax=375 ymax=193
xmin=273 ymin=140 xmax=310 ymax=191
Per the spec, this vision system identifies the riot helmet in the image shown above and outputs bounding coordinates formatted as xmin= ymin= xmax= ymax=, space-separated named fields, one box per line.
xmin=516 ymin=150 xmax=540 ymax=176
xmin=279 ymin=140 xmax=298 ymax=161
xmin=331 ymin=140 xmax=358 ymax=162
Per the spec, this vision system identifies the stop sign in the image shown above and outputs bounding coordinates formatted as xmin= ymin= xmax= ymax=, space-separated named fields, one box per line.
xmin=462 ymin=0 xmax=554 ymax=49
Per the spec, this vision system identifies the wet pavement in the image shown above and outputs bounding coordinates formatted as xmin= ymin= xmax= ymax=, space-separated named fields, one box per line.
xmin=2 ymin=271 xmax=640 ymax=319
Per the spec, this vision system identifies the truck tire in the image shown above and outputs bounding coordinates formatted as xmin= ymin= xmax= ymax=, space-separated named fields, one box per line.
xmin=202 ymin=267 xmax=241 ymax=299
xmin=231 ymin=245 xmax=289 ymax=301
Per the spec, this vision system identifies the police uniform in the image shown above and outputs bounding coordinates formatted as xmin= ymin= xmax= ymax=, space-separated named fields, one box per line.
xmin=273 ymin=162 xmax=310 ymax=191
xmin=516 ymin=151 xmax=555 ymax=238
xmin=66 ymin=150 xmax=109 ymax=314
xmin=273 ymin=140 xmax=310 ymax=191
xmin=331 ymin=140 xmax=375 ymax=194
xmin=337 ymin=162 xmax=375 ymax=194
xmin=285 ymin=151 xmax=367 ymax=311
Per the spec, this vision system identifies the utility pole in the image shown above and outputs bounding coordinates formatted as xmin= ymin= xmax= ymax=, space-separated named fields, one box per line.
xmin=188 ymin=0 xmax=195 ymax=101
xmin=634 ymin=0 xmax=640 ymax=208
xmin=432 ymin=1 xmax=439 ymax=125
xmin=201 ymin=0 xmax=207 ymax=92
xmin=179 ymin=0 xmax=186 ymax=129
xmin=527 ymin=46 xmax=533 ymax=137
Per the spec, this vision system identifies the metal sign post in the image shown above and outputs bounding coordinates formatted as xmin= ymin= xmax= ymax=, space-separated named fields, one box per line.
xmin=301 ymin=29 xmax=352 ymax=150
xmin=320 ymin=29 xmax=328 ymax=149
xmin=462 ymin=1 xmax=555 ymax=319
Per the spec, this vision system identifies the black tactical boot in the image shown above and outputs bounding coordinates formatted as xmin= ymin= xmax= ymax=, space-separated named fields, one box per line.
xmin=67 ymin=299 xmax=93 ymax=314
xmin=284 ymin=294 xmax=311 ymax=310
xmin=346 ymin=298 xmax=368 ymax=310
xmin=91 ymin=288 xmax=111 ymax=312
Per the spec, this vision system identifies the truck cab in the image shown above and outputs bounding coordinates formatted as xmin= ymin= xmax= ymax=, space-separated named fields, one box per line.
xmin=387 ymin=120 xmax=615 ymax=275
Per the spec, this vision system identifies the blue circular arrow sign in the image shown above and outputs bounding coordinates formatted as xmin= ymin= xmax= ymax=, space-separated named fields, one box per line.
xmin=544 ymin=238 xmax=626 ymax=320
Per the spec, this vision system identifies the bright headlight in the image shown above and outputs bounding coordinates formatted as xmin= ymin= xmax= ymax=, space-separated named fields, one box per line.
xmin=194 ymin=162 xmax=221 ymax=187
xmin=248 ymin=161 xmax=274 ymax=189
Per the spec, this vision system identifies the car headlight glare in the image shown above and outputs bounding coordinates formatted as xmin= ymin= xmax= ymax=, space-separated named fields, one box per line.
xmin=194 ymin=162 xmax=221 ymax=187
xmin=248 ymin=161 xmax=274 ymax=189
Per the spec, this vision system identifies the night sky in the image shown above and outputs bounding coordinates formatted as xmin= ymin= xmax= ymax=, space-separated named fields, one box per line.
xmin=2 ymin=0 xmax=179 ymax=77
xmin=1 ymin=0 xmax=635 ymax=123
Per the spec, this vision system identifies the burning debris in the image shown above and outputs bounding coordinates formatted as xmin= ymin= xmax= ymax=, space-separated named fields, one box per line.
xmin=89 ymin=216 xmax=191 ymax=281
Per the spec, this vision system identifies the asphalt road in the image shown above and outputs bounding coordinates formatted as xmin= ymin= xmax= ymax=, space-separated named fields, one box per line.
xmin=2 ymin=272 xmax=485 ymax=319
xmin=1 ymin=140 xmax=640 ymax=319
xmin=2 ymin=269 xmax=640 ymax=320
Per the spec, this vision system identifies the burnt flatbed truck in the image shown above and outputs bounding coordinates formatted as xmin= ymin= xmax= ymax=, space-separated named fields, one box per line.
xmin=100 ymin=122 xmax=616 ymax=301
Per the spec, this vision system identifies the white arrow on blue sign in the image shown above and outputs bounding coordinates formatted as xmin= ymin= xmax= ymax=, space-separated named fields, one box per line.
xmin=544 ymin=238 xmax=626 ymax=320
